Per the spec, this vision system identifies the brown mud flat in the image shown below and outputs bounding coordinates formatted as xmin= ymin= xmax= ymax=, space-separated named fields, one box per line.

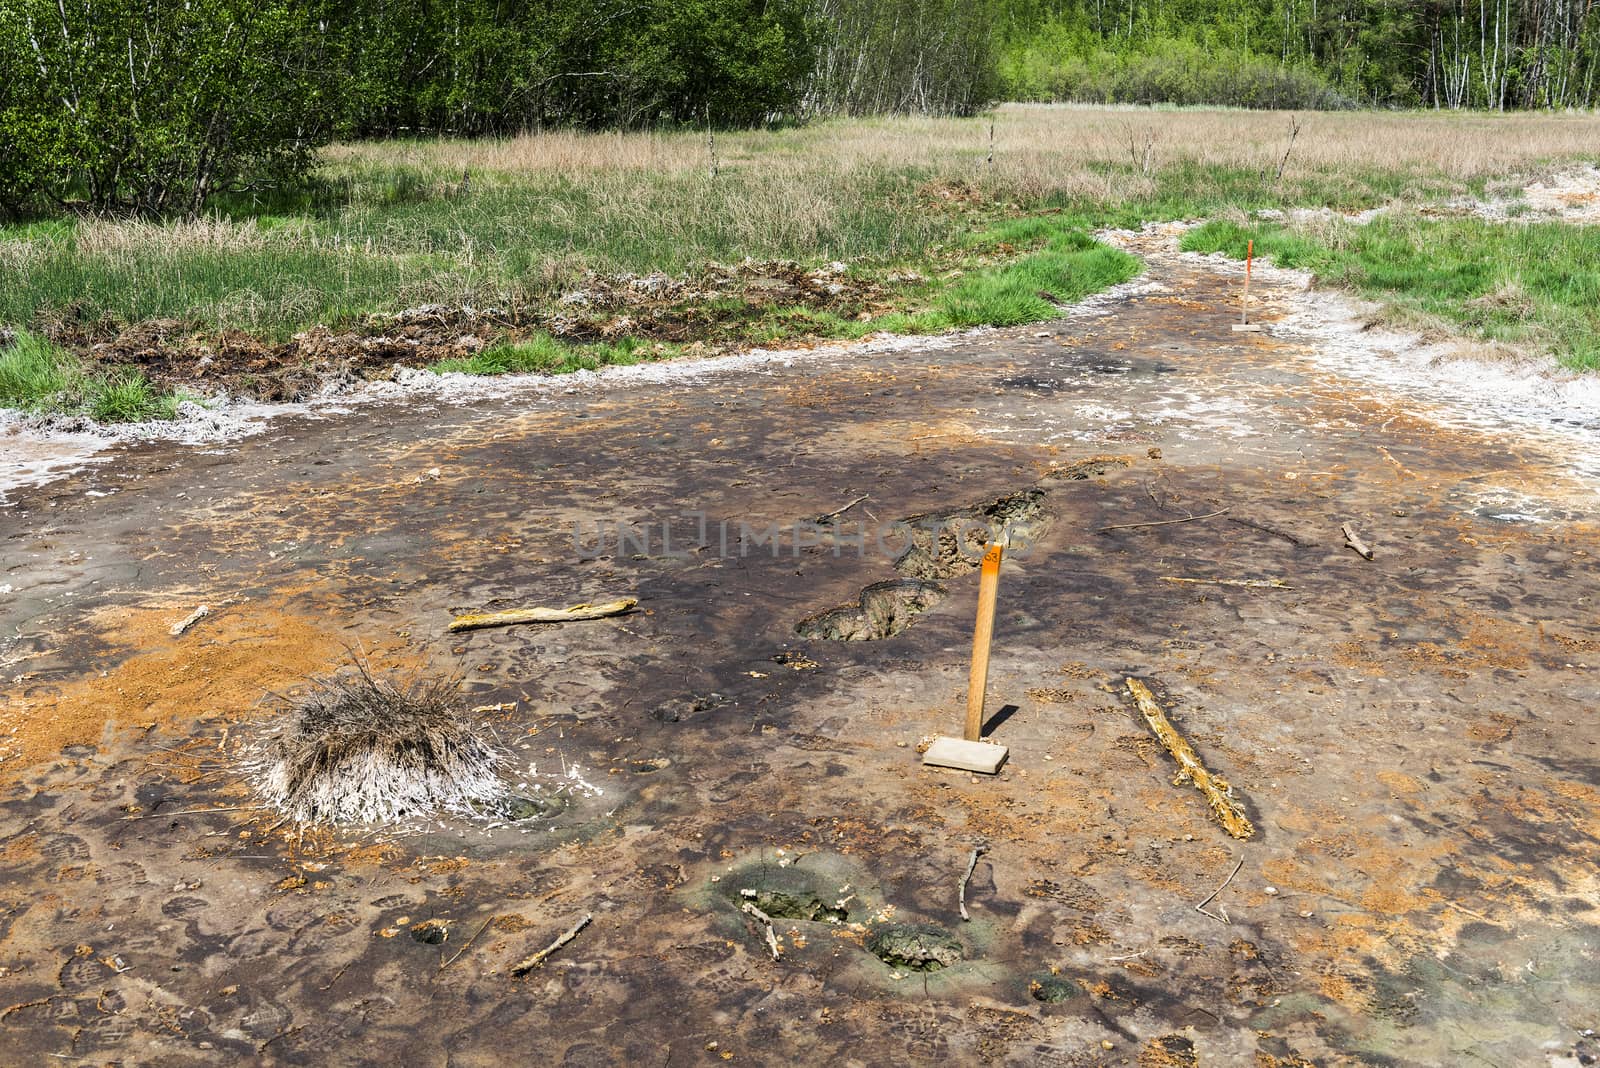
xmin=44 ymin=260 xmax=897 ymax=403
xmin=2 ymin=234 xmax=1599 ymax=1066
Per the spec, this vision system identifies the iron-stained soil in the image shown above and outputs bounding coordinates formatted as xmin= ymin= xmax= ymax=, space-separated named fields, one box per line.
xmin=2 ymin=229 xmax=1598 ymax=1066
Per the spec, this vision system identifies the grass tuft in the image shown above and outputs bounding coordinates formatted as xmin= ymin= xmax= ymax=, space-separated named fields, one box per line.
xmin=0 ymin=329 xmax=185 ymax=422
xmin=0 ymin=330 xmax=75 ymax=410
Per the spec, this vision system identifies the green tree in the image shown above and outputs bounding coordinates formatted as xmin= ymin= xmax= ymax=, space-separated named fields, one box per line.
xmin=0 ymin=0 xmax=342 ymax=216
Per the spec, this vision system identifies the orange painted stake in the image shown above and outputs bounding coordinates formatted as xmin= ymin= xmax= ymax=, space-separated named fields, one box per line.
xmin=1241 ymin=238 xmax=1254 ymax=325
xmin=964 ymin=544 xmax=1004 ymax=742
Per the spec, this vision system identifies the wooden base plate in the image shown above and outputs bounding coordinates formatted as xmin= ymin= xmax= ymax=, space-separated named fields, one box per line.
xmin=922 ymin=737 xmax=1010 ymax=774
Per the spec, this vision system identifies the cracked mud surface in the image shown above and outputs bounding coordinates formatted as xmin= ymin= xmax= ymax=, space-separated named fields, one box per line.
xmin=3 ymin=229 xmax=1599 ymax=1066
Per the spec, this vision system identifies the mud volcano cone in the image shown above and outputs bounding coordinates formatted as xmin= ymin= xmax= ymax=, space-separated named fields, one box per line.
xmin=259 ymin=666 xmax=505 ymax=825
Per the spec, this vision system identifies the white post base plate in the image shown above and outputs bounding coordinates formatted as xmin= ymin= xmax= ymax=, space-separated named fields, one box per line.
xmin=922 ymin=737 xmax=1010 ymax=774
xmin=1231 ymin=323 xmax=1264 ymax=332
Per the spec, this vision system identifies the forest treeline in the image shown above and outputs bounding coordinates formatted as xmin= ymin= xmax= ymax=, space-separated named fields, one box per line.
xmin=1 ymin=0 xmax=1597 ymax=216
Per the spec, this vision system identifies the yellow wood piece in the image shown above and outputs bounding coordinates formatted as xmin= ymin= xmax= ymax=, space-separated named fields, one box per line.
xmin=447 ymin=598 xmax=637 ymax=633
xmin=1124 ymin=677 xmax=1255 ymax=839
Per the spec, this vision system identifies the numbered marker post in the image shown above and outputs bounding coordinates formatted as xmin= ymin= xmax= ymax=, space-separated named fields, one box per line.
xmin=923 ymin=542 xmax=1011 ymax=775
xmin=965 ymin=543 xmax=1003 ymax=741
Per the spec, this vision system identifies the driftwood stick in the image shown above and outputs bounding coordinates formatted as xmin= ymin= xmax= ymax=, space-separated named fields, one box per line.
xmin=814 ymin=494 xmax=869 ymax=524
xmin=448 ymin=599 xmax=637 ymax=633
xmin=1161 ymin=577 xmax=1294 ymax=590
xmin=1195 ymin=856 xmax=1246 ymax=923
xmin=1124 ymin=678 xmax=1255 ymax=840
xmin=740 ymin=900 xmax=781 ymax=960
xmin=958 ymin=845 xmax=989 ymax=921
xmin=1341 ymin=523 xmax=1375 ymax=560
xmin=1097 ymin=508 xmax=1230 ymax=534
xmin=510 ymin=913 xmax=592 ymax=976
xmin=169 ymin=605 xmax=210 ymax=637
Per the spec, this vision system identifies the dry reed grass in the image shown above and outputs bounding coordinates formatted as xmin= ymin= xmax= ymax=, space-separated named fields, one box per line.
xmin=339 ymin=105 xmax=1600 ymax=188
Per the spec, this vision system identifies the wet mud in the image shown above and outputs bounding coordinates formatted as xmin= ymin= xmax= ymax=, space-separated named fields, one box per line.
xmin=2 ymin=229 xmax=1599 ymax=1066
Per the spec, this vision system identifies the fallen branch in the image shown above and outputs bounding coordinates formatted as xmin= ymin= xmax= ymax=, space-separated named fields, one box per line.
xmin=1341 ymin=522 xmax=1375 ymax=560
xmin=448 ymin=599 xmax=637 ymax=633
xmin=1224 ymin=515 xmax=1304 ymax=546
xmin=1097 ymin=508 xmax=1230 ymax=535
xmin=958 ymin=844 xmax=989 ymax=921
xmin=1124 ymin=678 xmax=1255 ymax=840
xmin=1161 ymin=577 xmax=1294 ymax=590
xmin=510 ymin=913 xmax=592 ymax=976
xmin=170 ymin=605 xmax=210 ymax=637
xmin=741 ymin=899 xmax=782 ymax=960
xmin=1195 ymin=857 xmax=1245 ymax=924
xmin=814 ymin=494 xmax=869 ymax=524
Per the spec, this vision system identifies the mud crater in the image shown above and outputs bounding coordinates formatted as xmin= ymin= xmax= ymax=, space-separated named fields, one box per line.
xmin=865 ymin=923 xmax=965 ymax=972
xmin=796 ymin=488 xmax=1049 ymax=641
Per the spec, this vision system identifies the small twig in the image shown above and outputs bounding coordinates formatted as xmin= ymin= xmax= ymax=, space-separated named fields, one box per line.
xmin=1273 ymin=115 xmax=1301 ymax=183
xmin=318 ymin=958 xmax=355 ymax=991
xmin=957 ymin=845 xmax=989 ymax=921
xmin=1106 ymin=949 xmax=1147 ymax=962
xmin=1341 ymin=522 xmax=1375 ymax=560
xmin=741 ymin=900 xmax=781 ymax=960
xmin=1195 ymin=857 xmax=1246 ymax=923
xmin=118 ymin=805 xmax=255 ymax=821
xmin=438 ymin=914 xmax=496 ymax=972
xmin=814 ymin=494 xmax=869 ymax=524
xmin=1098 ymin=508 xmax=1229 ymax=534
xmin=1160 ymin=576 xmax=1294 ymax=590
xmin=510 ymin=913 xmax=591 ymax=976
xmin=1224 ymin=514 xmax=1304 ymax=546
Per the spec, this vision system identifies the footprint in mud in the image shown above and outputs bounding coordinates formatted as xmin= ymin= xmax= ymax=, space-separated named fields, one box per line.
xmin=39 ymin=833 xmax=91 ymax=864
xmin=708 ymin=765 xmax=769 ymax=803
xmin=796 ymin=578 xmax=947 ymax=641
xmin=74 ymin=1013 xmax=137 ymax=1051
xmin=161 ymin=895 xmax=211 ymax=920
xmin=57 ymin=952 xmax=114 ymax=993
xmin=797 ymin=488 xmax=1050 ymax=641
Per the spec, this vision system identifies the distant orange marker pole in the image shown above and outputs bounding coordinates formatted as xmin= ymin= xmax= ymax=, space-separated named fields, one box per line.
xmin=1232 ymin=238 xmax=1262 ymax=332
xmin=1241 ymin=238 xmax=1254 ymax=325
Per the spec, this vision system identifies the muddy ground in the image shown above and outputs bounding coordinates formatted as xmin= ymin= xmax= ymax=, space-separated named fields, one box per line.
xmin=2 ymin=230 xmax=1598 ymax=1067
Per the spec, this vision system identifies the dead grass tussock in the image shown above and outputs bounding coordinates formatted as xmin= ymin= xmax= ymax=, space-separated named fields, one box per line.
xmin=258 ymin=662 xmax=506 ymax=826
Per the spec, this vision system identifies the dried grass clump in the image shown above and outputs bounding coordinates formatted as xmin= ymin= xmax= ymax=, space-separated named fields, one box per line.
xmin=259 ymin=665 xmax=505 ymax=825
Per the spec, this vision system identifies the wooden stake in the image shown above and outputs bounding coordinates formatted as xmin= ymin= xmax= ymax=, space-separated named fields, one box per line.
xmin=965 ymin=544 xmax=1004 ymax=742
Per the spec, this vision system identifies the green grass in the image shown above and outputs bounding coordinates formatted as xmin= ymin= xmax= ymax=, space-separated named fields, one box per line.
xmin=0 ymin=329 xmax=184 ymax=421
xmin=0 ymin=329 xmax=75 ymax=409
xmin=939 ymin=221 xmax=1140 ymax=327
xmin=432 ymin=333 xmax=686 ymax=377
xmin=1181 ymin=214 xmax=1600 ymax=370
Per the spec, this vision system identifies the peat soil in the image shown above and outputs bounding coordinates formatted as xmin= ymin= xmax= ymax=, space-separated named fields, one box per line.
xmin=1 ymin=230 xmax=1599 ymax=1067
xmin=45 ymin=260 xmax=895 ymax=403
